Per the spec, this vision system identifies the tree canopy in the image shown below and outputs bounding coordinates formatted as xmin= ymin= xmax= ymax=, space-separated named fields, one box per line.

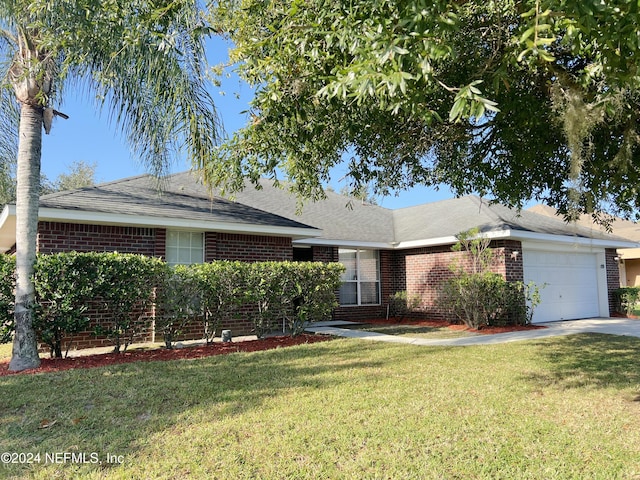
xmin=212 ymin=0 xmax=640 ymax=220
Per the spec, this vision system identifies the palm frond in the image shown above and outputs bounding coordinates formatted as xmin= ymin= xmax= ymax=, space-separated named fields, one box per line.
xmin=60 ymin=1 xmax=221 ymax=180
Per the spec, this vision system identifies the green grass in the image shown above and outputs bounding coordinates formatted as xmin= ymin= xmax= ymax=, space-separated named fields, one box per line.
xmin=2 ymin=334 xmax=640 ymax=479
xmin=348 ymin=322 xmax=475 ymax=339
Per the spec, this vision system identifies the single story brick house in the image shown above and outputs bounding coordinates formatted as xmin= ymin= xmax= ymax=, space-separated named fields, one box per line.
xmin=0 ymin=171 xmax=636 ymax=333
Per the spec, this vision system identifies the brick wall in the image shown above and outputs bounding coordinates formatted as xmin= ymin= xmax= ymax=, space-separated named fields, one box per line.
xmin=214 ymin=233 xmax=293 ymax=261
xmin=388 ymin=241 xmax=522 ymax=321
xmin=37 ymin=222 xmax=159 ymax=256
xmin=312 ymin=246 xmax=338 ymax=263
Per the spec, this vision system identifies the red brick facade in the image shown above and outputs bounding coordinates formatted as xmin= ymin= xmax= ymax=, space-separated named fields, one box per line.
xmin=384 ymin=240 xmax=524 ymax=321
xmin=32 ymin=220 xmax=621 ymax=353
xmin=38 ymin=222 xmax=161 ymax=256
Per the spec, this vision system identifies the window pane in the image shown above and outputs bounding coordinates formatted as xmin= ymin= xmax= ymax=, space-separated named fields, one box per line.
xmin=339 ymin=283 xmax=358 ymax=305
xmin=359 ymin=250 xmax=379 ymax=282
xmin=167 ymin=231 xmax=179 ymax=245
xmin=190 ymin=232 xmax=203 ymax=248
xmin=166 ymin=246 xmax=178 ymax=265
xmin=166 ymin=230 xmax=204 ymax=265
xmin=179 ymin=231 xmax=191 ymax=245
xmin=339 ymin=249 xmax=357 ymax=281
xmin=360 ymin=282 xmax=380 ymax=305
xmin=177 ymin=248 xmax=192 ymax=264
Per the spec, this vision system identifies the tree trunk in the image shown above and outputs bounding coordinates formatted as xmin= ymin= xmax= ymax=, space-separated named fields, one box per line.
xmin=8 ymin=104 xmax=42 ymax=372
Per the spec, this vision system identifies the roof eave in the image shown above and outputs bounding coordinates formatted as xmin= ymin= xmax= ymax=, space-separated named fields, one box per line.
xmin=393 ymin=228 xmax=640 ymax=250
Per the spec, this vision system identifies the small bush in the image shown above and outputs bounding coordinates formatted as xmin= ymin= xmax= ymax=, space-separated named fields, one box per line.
xmin=613 ymin=287 xmax=640 ymax=316
xmin=289 ymin=262 xmax=343 ymax=336
xmin=388 ymin=291 xmax=421 ymax=321
xmin=438 ymin=229 xmax=542 ymax=329
xmin=246 ymin=262 xmax=343 ymax=337
xmin=192 ymin=261 xmax=250 ymax=343
xmin=439 ymin=272 xmax=540 ymax=328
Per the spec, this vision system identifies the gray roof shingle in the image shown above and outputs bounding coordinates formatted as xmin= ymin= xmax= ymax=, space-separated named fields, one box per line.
xmin=36 ymin=172 xmax=633 ymax=247
xmin=39 ymin=173 xmax=317 ymax=231
xmin=392 ymin=195 xmax=624 ymax=243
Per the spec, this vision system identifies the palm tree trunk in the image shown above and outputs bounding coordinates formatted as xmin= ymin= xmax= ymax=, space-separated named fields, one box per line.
xmin=9 ymin=103 xmax=42 ymax=371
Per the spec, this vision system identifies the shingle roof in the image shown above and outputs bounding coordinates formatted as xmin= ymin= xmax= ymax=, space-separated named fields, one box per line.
xmin=33 ymin=172 xmax=634 ymax=248
xmin=38 ymin=173 xmax=316 ymax=231
xmin=221 ymin=177 xmax=396 ymax=244
xmin=528 ymin=204 xmax=640 ymax=242
xmin=393 ymin=195 xmax=624 ymax=243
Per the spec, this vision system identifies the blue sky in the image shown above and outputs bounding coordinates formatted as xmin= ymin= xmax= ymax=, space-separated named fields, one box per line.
xmin=39 ymin=38 xmax=463 ymax=211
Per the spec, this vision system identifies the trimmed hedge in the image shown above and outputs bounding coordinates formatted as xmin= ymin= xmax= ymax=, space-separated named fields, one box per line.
xmin=0 ymin=253 xmax=344 ymax=354
xmin=246 ymin=262 xmax=344 ymax=337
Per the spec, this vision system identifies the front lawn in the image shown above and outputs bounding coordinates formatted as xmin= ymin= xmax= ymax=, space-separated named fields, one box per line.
xmin=1 ymin=334 xmax=640 ymax=479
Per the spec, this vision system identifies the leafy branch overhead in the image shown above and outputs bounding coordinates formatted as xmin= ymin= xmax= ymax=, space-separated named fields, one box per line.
xmin=211 ymin=0 xmax=640 ymax=219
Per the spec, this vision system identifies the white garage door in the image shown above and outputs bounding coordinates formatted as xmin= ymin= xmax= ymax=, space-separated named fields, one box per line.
xmin=523 ymin=249 xmax=600 ymax=323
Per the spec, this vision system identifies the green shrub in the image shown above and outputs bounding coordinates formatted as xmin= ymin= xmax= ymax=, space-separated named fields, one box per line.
xmin=246 ymin=262 xmax=288 ymax=338
xmin=613 ymin=287 xmax=640 ymax=316
xmin=245 ymin=262 xmax=344 ymax=337
xmin=438 ymin=229 xmax=542 ymax=329
xmin=33 ymin=253 xmax=102 ymax=358
xmin=0 ymin=254 xmax=15 ymax=344
xmin=388 ymin=291 xmax=422 ymax=321
xmin=93 ymin=253 xmax=165 ymax=353
xmin=287 ymin=262 xmax=343 ymax=336
xmin=154 ymin=264 xmax=204 ymax=348
xmin=439 ymin=272 xmax=540 ymax=328
xmin=191 ymin=261 xmax=250 ymax=343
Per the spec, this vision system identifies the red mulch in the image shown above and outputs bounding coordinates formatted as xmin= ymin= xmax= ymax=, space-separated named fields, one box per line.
xmin=0 ymin=319 xmax=547 ymax=377
xmin=363 ymin=317 xmax=547 ymax=335
xmin=0 ymin=334 xmax=331 ymax=377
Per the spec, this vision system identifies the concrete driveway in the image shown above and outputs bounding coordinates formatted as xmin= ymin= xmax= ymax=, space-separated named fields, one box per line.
xmin=306 ymin=318 xmax=640 ymax=347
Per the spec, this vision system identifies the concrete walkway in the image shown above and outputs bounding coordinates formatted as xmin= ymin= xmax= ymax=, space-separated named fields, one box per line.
xmin=305 ymin=318 xmax=640 ymax=346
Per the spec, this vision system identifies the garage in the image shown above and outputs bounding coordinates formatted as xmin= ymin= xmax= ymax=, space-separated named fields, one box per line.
xmin=523 ymin=248 xmax=602 ymax=323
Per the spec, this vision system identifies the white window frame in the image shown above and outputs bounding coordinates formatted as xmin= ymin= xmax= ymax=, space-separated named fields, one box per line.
xmin=338 ymin=248 xmax=381 ymax=306
xmin=165 ymin=230 xmax=204 ymax=266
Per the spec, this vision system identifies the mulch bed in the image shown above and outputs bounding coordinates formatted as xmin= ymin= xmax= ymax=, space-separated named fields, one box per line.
xmin=0 ymin=334 xmax=331 ymax=377
xmin=1 ymin=319 xmax=547 ymax=377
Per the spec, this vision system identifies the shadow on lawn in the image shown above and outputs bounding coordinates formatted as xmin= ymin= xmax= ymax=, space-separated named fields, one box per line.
xmin=523 ymin=333 xmax=640 ymax=392
xmin=0 ymin=339 xmax=437 ymax=476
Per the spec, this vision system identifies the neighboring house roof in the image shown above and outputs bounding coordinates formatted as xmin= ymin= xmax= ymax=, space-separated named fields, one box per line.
xmin=0 ymin=171 xmax=636 ymax=253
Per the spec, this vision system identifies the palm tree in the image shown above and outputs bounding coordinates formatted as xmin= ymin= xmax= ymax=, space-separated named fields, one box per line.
xmin=1 ymin=0 xmax=220 ymax=371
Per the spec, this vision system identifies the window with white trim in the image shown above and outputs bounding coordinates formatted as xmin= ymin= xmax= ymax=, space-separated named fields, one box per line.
xmin=166 ymin=230 xmax=204 ymax=266
xmin=338 ymin=249 xmax=380 ymax=306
